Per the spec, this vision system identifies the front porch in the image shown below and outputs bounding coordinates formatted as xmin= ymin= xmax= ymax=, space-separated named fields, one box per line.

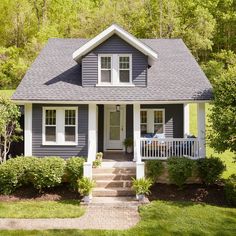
xmin=84 ymin=102 xmax=206 ymax=179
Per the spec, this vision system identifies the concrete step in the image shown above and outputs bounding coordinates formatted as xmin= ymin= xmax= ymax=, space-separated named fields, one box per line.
xmin=93 ymin=187 xmax=135 ymax=197
xmin=95 ymin=180 xmax=132 ymax=188
xmin=93 ymin=173 xmax=135 ymax=181
xmin=93 ymin=167 xmax=136 ymax=174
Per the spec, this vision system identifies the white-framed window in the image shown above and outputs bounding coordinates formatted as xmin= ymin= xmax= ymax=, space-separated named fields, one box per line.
xmin=119 ymin=55 xmax=131 ymax=83
xmin=140 ymin=109 xmax=165 ymax=135
xmin=154 ymin=110 xmax=165 ymax=134
xmin=43 ymin=107 xmax=78 ymax=145
xmin=140 ymin=110 xmax=147 ymax=134
xmin=98 ymin=54 xmax=132 ymax=86
xmin=100 ymin=56 xmax=112 ymax=83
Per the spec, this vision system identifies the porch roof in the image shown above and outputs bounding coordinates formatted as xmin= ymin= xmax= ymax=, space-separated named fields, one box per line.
xmin=12 ymin=38 xmax=212 ymax=102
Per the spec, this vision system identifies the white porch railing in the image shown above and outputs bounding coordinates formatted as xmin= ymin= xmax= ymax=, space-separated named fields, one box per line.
xmin=140 ymin=138 xmax=199 ymax=160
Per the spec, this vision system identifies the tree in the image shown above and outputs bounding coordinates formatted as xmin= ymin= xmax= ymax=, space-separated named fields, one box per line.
xmin=209 ymin=66 xmax=236 ymax=154
xmin=0 ymin=97 xmax=22 ymax=163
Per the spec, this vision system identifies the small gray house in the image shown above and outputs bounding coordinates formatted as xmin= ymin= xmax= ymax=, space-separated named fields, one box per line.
xmin=12 ymin=24 xmax=212 ymax=194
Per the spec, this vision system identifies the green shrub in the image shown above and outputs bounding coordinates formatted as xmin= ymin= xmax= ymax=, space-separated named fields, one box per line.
xmin=224 ymin=174 xmax=236 ymax=206
xmin=65 ymin=157 xmax=84 ymax=191
xmin=0 ymin=156 xmax=38 ymax=194
xmin=30 ymin=157 xmax=65 ymax=191
xmin=93 ymin=153 xmax=103 ymax=168
xmin=132 ymin=177 xmax=153 ymax=195
xmin=145 ymin=160 xmax=164 ymax=181
xmin=78 ymin=177 xmax=95 ymax=196
xmin=196 ymin=157 xmax=225 ymax=184
xmin=167 ymin=157 xmax=194 ymax=188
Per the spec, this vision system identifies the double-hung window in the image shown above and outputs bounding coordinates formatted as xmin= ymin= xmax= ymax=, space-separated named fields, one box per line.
xmin=100 ymin=56 xmax=112 ymax=83
xmin=43 ymin=107 xmax=78 ymax=145
xmin=140 ymin=110 xmax=147 ymax=134
xmin=140 ymin=109 xmax=165 ymax=135
xmin=45 ymin=110 xmax=56 ymax=142
xmin=154 ymin=110 xmax=164 ymax=134
xmin=98 ymin=54 xmax=132 ymax=85
xmin=119 ymin=56 xmax=131 ymax=83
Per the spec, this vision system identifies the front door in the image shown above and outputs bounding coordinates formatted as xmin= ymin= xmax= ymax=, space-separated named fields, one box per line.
xmin=105 ymin=107 xmax=124 ymax=150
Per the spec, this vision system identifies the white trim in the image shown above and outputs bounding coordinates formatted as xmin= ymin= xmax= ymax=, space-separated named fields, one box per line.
xmin=197 ymin=103 xmax=206 ymax=158
xmin=24 ymin=103 xmax=32 ymax=156
xmin=73 ymin=24 xmax=158 ymax=66
xmin=14 ymin=100 xmax=211 ymax=105
xmin=133 ymin=103 xmax=141 ymax=162
xmin=184 ymin=103 xmax=190 ymax=137
xmin=42 ymin=107 xmax=78 ymax=146
xmin=88 ymin=104 xmax=97 ymax=162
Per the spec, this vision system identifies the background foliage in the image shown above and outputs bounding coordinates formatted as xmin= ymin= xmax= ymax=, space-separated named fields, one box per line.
xmin=0 ymin=0 xmax=235 ymax=89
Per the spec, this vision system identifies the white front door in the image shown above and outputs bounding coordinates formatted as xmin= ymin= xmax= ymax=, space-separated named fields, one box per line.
xmin=105 ymin=106 xmax=125 ymax=150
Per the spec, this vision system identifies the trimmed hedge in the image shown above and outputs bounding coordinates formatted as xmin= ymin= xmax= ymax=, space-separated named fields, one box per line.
xmin=30 ymin=157 xmax=65 ymax=191
xmin=0 ymin=156 xmax=85 ymax=194
xmin=196 ymin=157 xmax=225 ymax=184
xmin=224 ymin=174 xmax=236 ymax=206
xmin=145 ymin=160 xmax=164 ymax=182
xmin=65 ymin=157 xmax=84 ymax=191
xmin=167 ymin=157 xmax=195 ymax=188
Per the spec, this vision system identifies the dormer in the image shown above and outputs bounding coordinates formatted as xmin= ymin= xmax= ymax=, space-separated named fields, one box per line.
xmin=72 ymin=24 xmax=158 ymax=87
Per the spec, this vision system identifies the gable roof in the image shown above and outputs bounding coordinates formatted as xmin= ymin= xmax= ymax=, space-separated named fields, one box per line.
xmin=72 ymin=24 xmax=158 ymax=66
xmin=12 ymin=38 xmax=212 ymax=103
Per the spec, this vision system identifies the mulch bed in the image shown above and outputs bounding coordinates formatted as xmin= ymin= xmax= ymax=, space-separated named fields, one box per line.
xmin=0 ymin=183 xmax=228 ymax=207
xmin=149 ymin=183 xmax=228 ymax=207
xmin=0 ymin=183 xmax=81 ymax=202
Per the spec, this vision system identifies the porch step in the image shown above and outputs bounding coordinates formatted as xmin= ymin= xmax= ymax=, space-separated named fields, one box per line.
xmin=93 ymin=173 xmax=135 ymax=181
xmin=93 ymin=167 xmax=136 ymax=174
xmin=95 ymin=180 xmax=132 ymax=188
xmin=93 ymin=187 xmax=135 ymax=197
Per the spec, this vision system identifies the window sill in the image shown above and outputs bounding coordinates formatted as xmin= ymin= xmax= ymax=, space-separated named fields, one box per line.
xmin=96 ymin=83 xmax=135 ymax=87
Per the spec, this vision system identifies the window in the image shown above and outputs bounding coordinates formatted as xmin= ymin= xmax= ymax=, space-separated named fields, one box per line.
xmin=154 ymin=110 xmax=164 ymax=134
xmin=100 ymin=56 xmax=111 ymax=82
xmin=119 ymin=56 xmax=130 ymax=83
xmin=98 ymin=54 xmax=132 ymax=85
xmin=65 ymin=110 xmax=76 ymax=142
xmin=140 ymin=109 xmax=165 ymax=135
xmin=140 ymin=110 xmax=147 ymax=134
xmin=45 ymin=110 xmax=56 ymax=142
xmin=43 ymin=107 xmax=78 ymax=145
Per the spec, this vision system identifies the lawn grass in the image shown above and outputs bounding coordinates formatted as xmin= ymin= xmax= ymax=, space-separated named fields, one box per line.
xmin=1 ymin=200 xmax=235 ymax=235
xmin=0 ymin=89 xmax=15 ymax=98
xmin=189 ymin=104 xmax=235 ymax=179
xmin=0 ymin=200 xmax=85 ymax=218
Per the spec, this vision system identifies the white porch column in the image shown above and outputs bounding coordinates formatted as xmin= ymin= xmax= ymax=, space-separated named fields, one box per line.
xmin=133 ymin=103 xmax=141 ymax=162
xmin=24 ymin=103 xmax=32 ymax=156
xmin=88 ymin=104 xmax=97 ymax=162
xmin=197 ymin=103 xmax=206 ymax=158
xmin=184 ymin=103 xmax=189 ymax=137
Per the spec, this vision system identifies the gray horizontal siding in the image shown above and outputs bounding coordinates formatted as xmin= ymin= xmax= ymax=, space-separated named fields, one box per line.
xmin=32 ymin=104 xmax=88 ymax=158
xmin=82 ymin=34 xmax=148 ymax=87
xmin=141 ymin=104 xmax=184 ymax=138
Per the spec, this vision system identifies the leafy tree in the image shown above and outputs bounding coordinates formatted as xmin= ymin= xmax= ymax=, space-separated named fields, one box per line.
xmin=0 ymin=97 xmax=22 ymax=163
xmin=209 ymin=66 xmax=236 ymax=154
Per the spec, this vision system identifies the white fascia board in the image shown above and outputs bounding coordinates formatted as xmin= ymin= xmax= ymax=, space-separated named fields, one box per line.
xmin=72 ymin=24 xmax=158 ymax=65
xmin=13 ymin=100 xmax=211 ymax=105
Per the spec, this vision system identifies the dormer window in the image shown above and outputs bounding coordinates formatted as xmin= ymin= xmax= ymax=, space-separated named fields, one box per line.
xmin=101 ymin=56 xmax=112 ymax=83
xmin=119 ymin=56 xmax=131 ymax=83
xmin=98 ymin=54 xmax=132 ymax=86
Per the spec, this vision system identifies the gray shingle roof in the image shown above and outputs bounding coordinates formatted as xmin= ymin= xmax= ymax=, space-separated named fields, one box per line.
xmin=12 ymin=38 xmax=212 ymax=102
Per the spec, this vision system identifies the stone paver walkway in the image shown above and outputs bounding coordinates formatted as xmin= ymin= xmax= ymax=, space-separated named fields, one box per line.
xmin=0 ymin=198 xmax=142 ymax=230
